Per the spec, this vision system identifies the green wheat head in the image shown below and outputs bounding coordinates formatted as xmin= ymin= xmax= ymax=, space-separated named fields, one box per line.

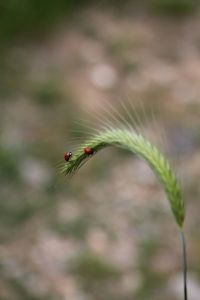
xmin=62 ymin=123 xmax=185 ymax=228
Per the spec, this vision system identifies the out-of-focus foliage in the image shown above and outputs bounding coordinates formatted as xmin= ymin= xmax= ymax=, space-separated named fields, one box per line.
xmin=0 ymin=0 xmax=199 ymax=43
xmin=72 ymin=252 xmax=121 ymax=280
xmin=0 ymin=0 xmax=91 ymax=42
xmin=150 ymin=0 xmax=197 ymax=15
xmin=0 ymin=147 xmax=20 ymax=181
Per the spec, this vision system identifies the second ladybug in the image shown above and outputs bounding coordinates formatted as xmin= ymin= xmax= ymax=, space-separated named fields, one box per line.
xmin=84 ymin=147 xmax=94 ymax=155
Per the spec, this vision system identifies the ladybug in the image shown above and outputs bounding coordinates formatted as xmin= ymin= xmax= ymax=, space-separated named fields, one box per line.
xmin=84 ymin=147 xmax=94 ymax=155
xmin=64 ymin=151 xmax=72 ymax=162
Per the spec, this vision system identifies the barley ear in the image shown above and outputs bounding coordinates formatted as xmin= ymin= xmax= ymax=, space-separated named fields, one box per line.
xmin=62 ymin=128 xmax=185 ymax=228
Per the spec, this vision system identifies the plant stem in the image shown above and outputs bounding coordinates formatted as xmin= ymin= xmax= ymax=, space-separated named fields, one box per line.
xmin=180 ymin=230 xmax=188 ymax=300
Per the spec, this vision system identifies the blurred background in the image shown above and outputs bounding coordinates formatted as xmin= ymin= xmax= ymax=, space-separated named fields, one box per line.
xmin=1 ymin=1 xmax=200 ymax=299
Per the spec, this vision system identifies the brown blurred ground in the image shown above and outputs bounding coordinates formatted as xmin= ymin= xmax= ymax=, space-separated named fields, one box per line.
xmin=1 ymin=1 xmax=200 ymax=300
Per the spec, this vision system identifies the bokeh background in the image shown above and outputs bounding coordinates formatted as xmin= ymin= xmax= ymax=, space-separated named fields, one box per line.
xmin=1 ymin=1 xmax=200 ymax=299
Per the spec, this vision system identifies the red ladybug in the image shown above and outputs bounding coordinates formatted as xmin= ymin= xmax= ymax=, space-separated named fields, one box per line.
xmin=64 ymin=151 xmax=72 ymax=162
xmin=84 ymin=147 xmax=94 ymax=155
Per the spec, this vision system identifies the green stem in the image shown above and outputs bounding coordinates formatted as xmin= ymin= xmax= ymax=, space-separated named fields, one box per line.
xmin=180 ymin=230 xmax=187 ymax=300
